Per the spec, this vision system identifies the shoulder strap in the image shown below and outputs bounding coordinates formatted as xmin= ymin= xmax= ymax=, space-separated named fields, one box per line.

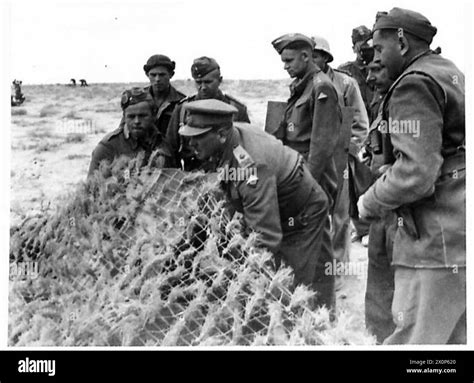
xmin=232 ymin=145 xmax=255 ymax=169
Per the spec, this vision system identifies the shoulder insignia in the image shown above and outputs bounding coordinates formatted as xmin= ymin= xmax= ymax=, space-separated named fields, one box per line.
xmin=233 ymin=145 xmax=255 ymax=169
xmin=317 ymin=92 xmax=328 ymax=100
xmin=246 ymin=173 xmax=259 ymax=187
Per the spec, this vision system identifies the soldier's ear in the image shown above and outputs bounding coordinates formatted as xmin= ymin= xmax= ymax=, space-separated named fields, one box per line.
xmin=217 ymin=127 xmax=228 ymax=143
xmin=399 ymin=35 xmax=410 ymax=56
xmin=301 ymin=49 xmax=311 ymax=63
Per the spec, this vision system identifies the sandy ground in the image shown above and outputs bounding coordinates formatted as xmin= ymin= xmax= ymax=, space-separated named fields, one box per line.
xmin=10 ymin=80 xmax=369 ymax=330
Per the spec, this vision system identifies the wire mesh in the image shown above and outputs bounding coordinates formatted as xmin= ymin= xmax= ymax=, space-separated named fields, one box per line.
xmin=9 ymin=152 xmax=354 ymax=346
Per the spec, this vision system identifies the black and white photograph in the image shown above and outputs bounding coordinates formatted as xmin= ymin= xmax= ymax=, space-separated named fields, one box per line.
xmin=1 ymin=0 xmax=472 ymax=362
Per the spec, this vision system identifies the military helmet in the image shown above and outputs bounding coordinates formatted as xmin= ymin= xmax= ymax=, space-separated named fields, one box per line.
xmin=311 ymin=36 xmax=334 ymax=63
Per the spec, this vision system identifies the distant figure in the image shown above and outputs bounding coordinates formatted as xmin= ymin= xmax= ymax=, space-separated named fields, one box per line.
xmin=11 ymin=79 xmax=25 ymax=106
xmin=69 ymin=78 xmax=76 ymax=86
xmin=80 ymin=79 xmax=88 ymax=87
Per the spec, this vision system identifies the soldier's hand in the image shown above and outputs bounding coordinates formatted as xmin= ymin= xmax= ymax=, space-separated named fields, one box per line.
xmin=357 ymin=193 xmax=377 ymax=221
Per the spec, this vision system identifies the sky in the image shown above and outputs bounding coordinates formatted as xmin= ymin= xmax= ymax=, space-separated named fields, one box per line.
xmin=4 ymin=0 xmax=473 ymax=84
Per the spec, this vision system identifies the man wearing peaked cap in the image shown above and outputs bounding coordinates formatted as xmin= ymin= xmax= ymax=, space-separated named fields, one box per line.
xmin=165 ymin=56 xmax=250 ymax=171
xmin=116 ymin=54 xmax=186 ymax=139
xmin=178 ymin=99 xmax=237 ymax=137
xmin=88 ymin=87 xmax=169 ymax=177
xmin=357 ymin=7 xmax=465 ymax=344
xmin=179 ymin=99 xmax=335 ymax=311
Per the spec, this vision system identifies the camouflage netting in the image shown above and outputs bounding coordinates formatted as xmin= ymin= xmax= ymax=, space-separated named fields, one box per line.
xmin=9 ymin=153 xmax=375 ymax=346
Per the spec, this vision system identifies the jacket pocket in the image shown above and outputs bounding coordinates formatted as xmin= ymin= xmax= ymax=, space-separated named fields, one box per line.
xmin=395 ymin=206 xmax=420 ymax=240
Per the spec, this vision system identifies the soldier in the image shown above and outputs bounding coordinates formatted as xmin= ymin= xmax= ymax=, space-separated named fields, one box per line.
xmin=311 ymin=35 xmax=369 ymax=266
xmin=80 ymin=79 xmax=88 ymax=87
xmin=11 ymin=80 xmax=25 ymax=106
xmin=338 ymin=26 xmax=375 ymax=246
xmin=271 ymin=33 xmax=342 ymax=211
xmin=338 ymin=26 xmax=375 ymax=114
xmin=363 ymin=61 xmax=396 ymax=343
xmin=88 ymin=87 xmax=168 ymax=178
xmin=117 ymin=54 xmax=186 ymax=138
xmin=165 ymin=56 xmax=250 ymax=171
xmin=358 ymin=8 xmax=465 ymax=344
xmin=178 ymin=99 xmax=334 ymax=310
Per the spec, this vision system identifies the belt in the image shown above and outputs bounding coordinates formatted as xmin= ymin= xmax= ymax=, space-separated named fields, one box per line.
xmin=284 ymin=140 xmax=310 ymax=156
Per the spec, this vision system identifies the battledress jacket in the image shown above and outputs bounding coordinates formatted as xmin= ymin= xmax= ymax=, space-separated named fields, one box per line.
xmin=360 ymin=51 xmax=465 ymax=268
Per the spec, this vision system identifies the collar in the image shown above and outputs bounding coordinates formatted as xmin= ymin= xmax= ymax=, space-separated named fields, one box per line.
xmin=325 ymin=65 xmax=335 ymax=82
xmin=216 ymin=126 xmax=240 ymax=170
xmin=402 ymin=49 xmax=433 ymax=73
xmin=195 ymin=89 xmax=226 ymax=101
xmin=127 ymin=127 xmax=161 ymax=151
xmin=147 ymin=85 xmax=183 ymax=103
xmin=290 ymin=65 xmax=319 ymax=98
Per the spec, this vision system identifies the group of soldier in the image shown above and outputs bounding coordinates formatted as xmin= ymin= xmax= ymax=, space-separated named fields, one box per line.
xmin=87 ymin=7 xmax=466 ymax=345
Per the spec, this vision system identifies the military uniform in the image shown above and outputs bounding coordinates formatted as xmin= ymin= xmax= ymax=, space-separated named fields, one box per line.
xmin=326 ymin=65 xmax=369 ymax=264
xmin=88 ymin=88 xmax=168 ymax=177
xmin=359 ymin=8 xmax=466 ymax=344
xmin=338 ymin=58 xmax=373 ymax=240
xmin=87 ymin=127 xmax=165 ymax=177
xmin=364 ymin=105 xmax=396 ymax=343
xmin=117 ymin=85 xmax=185 ymax=138
xmin=165 ymin=90 xmax=250 ymax=170
xmin=179 ymin=100 xmax=335 ymax=309
xmin=338 ymin=60 xmax=375 ymax=116
xmin=280 ymin=65 xmax=342 ymax=210
xmin=326 ymin=66 xmax=368 ymax=146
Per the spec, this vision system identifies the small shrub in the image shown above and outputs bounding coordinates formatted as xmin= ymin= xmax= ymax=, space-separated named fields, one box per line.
xmin=11 ymin=109 xmax=27 ymax=116
xmin=63 ymin=110 xmax=81 ymax=119
xmin=35 ymin=142 xmax=61 ymax=153
xmin=64 ymin=133 xmax=86 ymax=143
xmin=39 ymin=104 xmax=59 ymax=118
xmin=66 ymin=154 xmax=88 ymax=160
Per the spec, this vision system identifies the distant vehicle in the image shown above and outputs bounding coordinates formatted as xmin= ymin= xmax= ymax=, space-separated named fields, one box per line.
xmin=11 ymin=79 xmax=25 ymax=107
xmin=79 ymin=79 xmax=88 ymax=87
